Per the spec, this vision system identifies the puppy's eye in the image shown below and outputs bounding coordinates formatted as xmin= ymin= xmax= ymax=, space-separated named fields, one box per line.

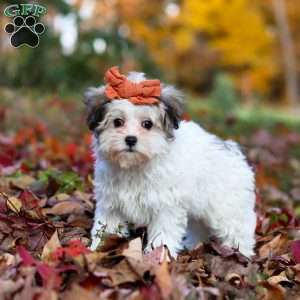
xmin=113 ymin=118 xmax=124 ymax=128
xmin=142 ymin=120 xmax=153 ymax=130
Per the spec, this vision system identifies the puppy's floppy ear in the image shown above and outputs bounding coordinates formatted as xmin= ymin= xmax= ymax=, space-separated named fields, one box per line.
xmin=83 ymin=86 xmax=108 ymax=131
xmin=159 ymin=85 xmax=185 ymax=138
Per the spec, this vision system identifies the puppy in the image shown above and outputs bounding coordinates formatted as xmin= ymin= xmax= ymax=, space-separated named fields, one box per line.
xmin=85 ymin=66 xmax=256 ymax=257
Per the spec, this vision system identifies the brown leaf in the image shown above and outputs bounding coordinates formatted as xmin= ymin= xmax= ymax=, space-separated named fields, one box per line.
xmin=259 ymin=234 xmax=289 ymax=258
xmin=260 ymin=281 xmax=285 ymax=300
xmin=104 ymin=259 xmax=141 ymax=286
xmin=7 ymin=196 xmax=22 ymax=213
xmin=73 ymin=191 xmax=94 ymax=210
xmin=59 ymin=227 xmax=88 ymax=245
xmin=41 ymin=231 xmax=61 ymax=262
xmin=47 ymin=193 xmax=70 ymax=206
xmin=43 ymin=200 xmax=85 ymax=215
xmin=67 ymin=214 xmax=92 ymax=229
xmin=98 ymin=234 xmax=128 ymax=253
xmin=206 ymin=254 xmax=254 ymax=280
xmin=122 ymin=238 xmax=143 ymax=262
xmin=154 ymin=248 xmax=172 ymax=299
xmin=267 ymin=274 xmax=292 ymax=286
xmin=0 ymin=235 xmax=18 ymax=251
xmin=0 ymin=220 xmax=12 ymax=234
xmin=9 ymin=175 xmax=35 ymax=190
xmin=81 ymin=251 xmax=106 ymax=271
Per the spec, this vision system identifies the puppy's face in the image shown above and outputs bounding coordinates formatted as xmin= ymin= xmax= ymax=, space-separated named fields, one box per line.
xmin=84 ymin=72 xmax=184 ymax=169
xmin=95 ymin=100 xmax=169 ymax=168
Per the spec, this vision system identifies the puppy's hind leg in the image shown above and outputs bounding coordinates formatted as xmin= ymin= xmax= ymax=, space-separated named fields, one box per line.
xmin=204 ymin=199 xmax=256 ymax=257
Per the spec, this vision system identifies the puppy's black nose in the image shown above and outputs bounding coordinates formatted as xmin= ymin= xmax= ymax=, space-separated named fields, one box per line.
xmin=125 ymin=135 xmax=137 ymax=147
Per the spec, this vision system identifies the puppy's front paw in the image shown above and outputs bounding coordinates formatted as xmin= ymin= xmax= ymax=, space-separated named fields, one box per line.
xmin=145 ymin=242 xmax=178 ymax=259
xmin=144 ymin=245 xmax=172 ymax=262
xmin=89 ymin=225 xmax=128 ymax=251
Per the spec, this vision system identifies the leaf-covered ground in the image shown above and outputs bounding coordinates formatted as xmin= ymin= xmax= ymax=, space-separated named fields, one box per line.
xmin=1 ymin=93 xmax=300 ymax=299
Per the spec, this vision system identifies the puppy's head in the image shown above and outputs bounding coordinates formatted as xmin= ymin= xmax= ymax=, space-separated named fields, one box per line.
xmin=84 ymin=72 xmax=184 ymax=169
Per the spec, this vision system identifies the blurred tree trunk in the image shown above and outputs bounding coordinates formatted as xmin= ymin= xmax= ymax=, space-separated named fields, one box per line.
xmin=272 ymin=0 xmax=299 ymax=107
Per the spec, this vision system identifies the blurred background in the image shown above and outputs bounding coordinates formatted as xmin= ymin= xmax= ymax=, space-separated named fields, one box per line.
xmin=1 ymin=0 xmax=300 ymax=137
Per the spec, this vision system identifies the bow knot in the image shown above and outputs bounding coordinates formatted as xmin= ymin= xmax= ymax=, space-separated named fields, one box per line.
xmin=104 ymin=66 xmax=161 ymax=105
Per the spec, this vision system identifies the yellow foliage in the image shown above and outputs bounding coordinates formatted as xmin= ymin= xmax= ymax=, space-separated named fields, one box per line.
xmin=89 ymin=0 xmax=282 ymax=93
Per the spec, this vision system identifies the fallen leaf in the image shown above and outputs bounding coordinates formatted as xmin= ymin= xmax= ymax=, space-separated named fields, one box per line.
xmin=98 ymin=234 xmax=128 ymax=253
xmin=260 ymin=281 xmax=285 ymax=300
xmin=7 ymin=196 xmax=22 ymax=213
xmin=51 ymin=240 xmax=90 ymax=260
xmin=36 ymin=263 xmax=62 ymax=288
xmin=18 ymin=246 xmax=35 ymax=266
xmin=122 ymin=238 xmax=143 ymax=262
xmin=43 ymin=200 xmax=85 ymax=215
xmin=73 ymin=191 xmax=94 ymax=210
xmin=9 ymin=175 xmax=35 ymax=190
xmin=291 ymin=240 xmax=300 ymax=263
xmin=267 ymin=274 xmax=292 ymax=286
xmin=206 ymin=254 xmax=252 ymax=280
xmin=104 ymin=259 xmax=141 ymax=286
xmin=42 ymin=231 xmax=61 ymax=262
xmin=225 ymin=273 xmax=243 ymax=287
xmin=47 ymin=193 xmax=70 ymax=206
xmin=154 ymin=247 xmax=172 ymax=298
xmin=259 ymin=234 xmax=289 ymax=258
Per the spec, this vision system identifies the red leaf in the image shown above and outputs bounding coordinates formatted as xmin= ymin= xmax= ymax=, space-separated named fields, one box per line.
xmin=19 ymin=190 xmax=40 ymax=210
xmin=0 ymin=195 xmax=7 ymax=213
xmin=66 ymin=240 xmax=90 ymax=256
xmin=17 ymin=246 xmax=35 ymax=266
xmin=51 ymin=248 xmax=65 ymax=260
xmin=51 ymin=240 xmax=90 ymax=260
xmin=291 ymin=240 xmax=300 ymax=263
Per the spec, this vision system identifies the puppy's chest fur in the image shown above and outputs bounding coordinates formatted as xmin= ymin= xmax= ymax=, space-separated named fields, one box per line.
xmin=95 ymin=160 xmax=175 ymax=225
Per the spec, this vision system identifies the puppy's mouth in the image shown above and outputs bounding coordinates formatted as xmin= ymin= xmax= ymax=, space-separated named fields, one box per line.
xmin=105 ymin=147 xmax=151 ymax=168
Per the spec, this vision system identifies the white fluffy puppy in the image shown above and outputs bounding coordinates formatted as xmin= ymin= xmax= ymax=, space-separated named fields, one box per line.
xmin=85 ymin=68 xmax=256 ymax=258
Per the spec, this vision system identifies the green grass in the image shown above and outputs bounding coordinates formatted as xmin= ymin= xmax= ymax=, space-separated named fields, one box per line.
xmin=187 ymin=96 xmax=300 ymax=137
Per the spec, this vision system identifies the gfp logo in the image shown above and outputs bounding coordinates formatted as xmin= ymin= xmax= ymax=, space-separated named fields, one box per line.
xmin=4 ymin=4 xmax=47 ymax=48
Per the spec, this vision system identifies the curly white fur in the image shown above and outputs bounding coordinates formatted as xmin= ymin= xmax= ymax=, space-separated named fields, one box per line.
xmin=87 ymin=72 xmax=256 ymax=258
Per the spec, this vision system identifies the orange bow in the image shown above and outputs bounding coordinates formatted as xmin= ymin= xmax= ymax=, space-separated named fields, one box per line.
xmin=104 ymin=66 xmax=161 ymax=105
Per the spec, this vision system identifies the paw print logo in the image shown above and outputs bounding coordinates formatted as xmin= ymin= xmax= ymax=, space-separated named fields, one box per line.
xmin=5 ymin=16 xmax=45 ymax=48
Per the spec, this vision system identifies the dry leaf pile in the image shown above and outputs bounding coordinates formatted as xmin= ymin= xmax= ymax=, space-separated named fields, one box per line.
xmin=1 ymin=118 xmax=300 ymax=299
